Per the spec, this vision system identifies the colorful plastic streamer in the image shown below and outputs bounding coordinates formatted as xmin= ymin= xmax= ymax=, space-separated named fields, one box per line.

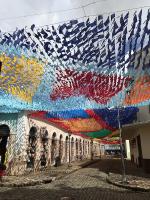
xmin=0 ymin=9 xmax=150 ymax=112
xmin=30 ymin=107 xmax=138 ymax=138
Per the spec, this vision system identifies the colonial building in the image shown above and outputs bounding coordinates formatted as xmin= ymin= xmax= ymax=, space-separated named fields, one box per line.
xmin=122 ymin=105 xmax=150 ymax=173
xmin=0 ymin=111 xmax=101 ymax=175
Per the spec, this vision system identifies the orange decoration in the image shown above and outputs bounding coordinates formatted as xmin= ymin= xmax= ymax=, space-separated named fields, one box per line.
xmin=48 ymin=118 xmax=102 ymax=133
xmin=124 ymin=75 xmax=150 ymax=105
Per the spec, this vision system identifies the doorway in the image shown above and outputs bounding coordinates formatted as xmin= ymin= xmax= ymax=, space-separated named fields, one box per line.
xmin=27 ymin=126 xmax=37 ymax=168
xmin=0 ymin=124 xmax=10 ymax=170
xmin=51 ymin=132 xmax=57 ymax=165
xmin=137 ymin=135 xmax=143 ymax=167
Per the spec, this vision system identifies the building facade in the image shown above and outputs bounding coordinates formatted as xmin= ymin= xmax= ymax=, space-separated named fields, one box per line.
xmin=122 ymin=105 xmax=150 ymax=173
xmin=0 ymin=111 xmax=101 ymax=175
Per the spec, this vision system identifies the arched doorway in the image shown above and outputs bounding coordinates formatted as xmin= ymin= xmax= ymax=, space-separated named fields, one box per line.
xmin=51 ymin=132 xmax=57 ymax=165
xmin=85 ymin=141 xmax=88 ymax=156
xmin=0 ymin=124 xmax=10 ymax=170
xmin=79 ymin=139 xmax=82 ymax=160
xmin=59 ymin=134 xmax=63 ymax=162
xmin=88 ymin=141 xmax=90 ymax=155
xmin=76 ymin=139 xmax=79 ymax=160
xmin=26 ymin=126 xmax=37 ymax=168
xmin=87 ymin=141 xmax=90 ymax=155
xmin=40 ymin=129 xmax=48 ymax=167
xmin=65 ymin=136 xmax=69 ymax=162
xmin=83 ymin=140 xmax=85 ymax=157
xmin=71 ymin=137 xmax=74 ymax=161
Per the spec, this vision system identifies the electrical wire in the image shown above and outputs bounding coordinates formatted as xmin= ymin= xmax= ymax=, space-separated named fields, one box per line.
xmin=1 ymin=4 xmax=149 ymax=34
xmin=0 ymin=1 xmax=149 ymax=24
xmin=0 ymin=0 xmax=99 ymax=21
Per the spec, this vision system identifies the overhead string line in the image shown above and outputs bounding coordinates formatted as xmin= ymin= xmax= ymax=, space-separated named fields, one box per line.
xmin=0 ymin=3 xmax=149 ymax=31
xmin=0 ymin=0 xmax=99 ymax=21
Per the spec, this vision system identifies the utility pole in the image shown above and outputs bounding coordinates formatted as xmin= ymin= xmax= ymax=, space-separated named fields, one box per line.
xmin=117 ymin=107 xmax=127 ymax=183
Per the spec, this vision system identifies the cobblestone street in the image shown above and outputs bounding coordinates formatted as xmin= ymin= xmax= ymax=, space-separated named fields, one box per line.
xmin=0 ymin=160 xmax=150 ymax=200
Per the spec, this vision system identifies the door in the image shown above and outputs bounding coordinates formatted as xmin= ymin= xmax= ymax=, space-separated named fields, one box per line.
xmin=137 ymin=135 xmax=143 ymax=167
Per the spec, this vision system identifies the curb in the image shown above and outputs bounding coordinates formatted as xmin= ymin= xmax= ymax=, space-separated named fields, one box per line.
xmin=0 ymin=177 xmax=56 ymax=187
xmin=106 ymin=176 xmax=150 ymax=192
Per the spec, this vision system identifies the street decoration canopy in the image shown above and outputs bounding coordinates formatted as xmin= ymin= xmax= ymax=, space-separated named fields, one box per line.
xmin=30 ymin=107 xmax=138 ymax=138
xmin=100 ymin=137 xmax=121 ymax=145
xmin=0 ymin=6 xmax=150 ymax=113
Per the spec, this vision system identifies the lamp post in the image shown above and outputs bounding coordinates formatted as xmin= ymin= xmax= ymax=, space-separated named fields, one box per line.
xmin=117 ymin=107 xmax=127 ymax=183
xmin=68 ymin=133 xmax=72 ymax=167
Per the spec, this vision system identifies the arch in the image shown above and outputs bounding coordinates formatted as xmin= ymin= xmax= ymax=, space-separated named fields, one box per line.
xmin=40 ymin=129 xmax=49 ymax=167
xmin=27 ymin=126 xmax=37 ymax=168
xmin=60 ymin=134 xmax=63 ymax=140
xmin=29 ymin=126 xmax=37 ymax=137
xmin=65 ymin=136 xmax=69 ymax=162
xmin=83 ymin=140 xmax=85 ymax=156
xmin=0 ymin=124 xmax=10 ymax=137
xmin=66 ymin=136 xmax=69 ymax=140
xmin=0 ymin=124 xmax=10 ymax=170
xmin=71 ymin=137 xmax=74 ymax=161
xmin=52 ymin=132 xmax=56 ymax=138
xmin=44 ymin=130 xmax=48 ymax=138
xmin=87 ymin=141 xmax=90 ymax=155
xmin=59 ymin=134 xmax=63 ymax=145
xmin=84 ymin=141 xmax=88 ymax=157
xmin=59 ymin=134 xmax=63 ymax=162
xmin=51 ymin=132 xmax=57 ymax=165
xmin=79 ymin=139 xmax=82 ymax=159
xmin=75 ymin=138 xmax=79 ymax=160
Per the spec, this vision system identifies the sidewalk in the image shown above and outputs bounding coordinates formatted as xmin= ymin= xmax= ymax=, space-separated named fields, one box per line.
xmin=0 ymin=159 xmax=99 ymax=187
xmin=100 ymin=158 xmax=150 ymax=191
xmin=107 ymin=173 xmax=150 ymax=191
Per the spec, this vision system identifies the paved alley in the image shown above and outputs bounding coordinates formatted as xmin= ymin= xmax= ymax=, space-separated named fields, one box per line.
xmin=0 ymin=159 xmax=150 ymax=200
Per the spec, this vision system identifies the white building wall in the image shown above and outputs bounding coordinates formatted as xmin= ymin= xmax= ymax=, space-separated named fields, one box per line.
xmin=124 ymin=123 xmax=150 ymax=167
xmin=139 ymin=127 xmax=150 ymax=159
xmin=137 ymin=105 xmax=150 ymax=122
xmin=29 ymin=117 xmax=95 ymax=162
xmin=125 ymin=140 xmax=131 ymax=160
xmin=0 ymin=113 xmax=100 ymax=175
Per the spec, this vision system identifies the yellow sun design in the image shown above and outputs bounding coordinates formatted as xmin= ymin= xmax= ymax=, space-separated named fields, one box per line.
xmin=0 ymin=54 xmax=44 ymax=102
